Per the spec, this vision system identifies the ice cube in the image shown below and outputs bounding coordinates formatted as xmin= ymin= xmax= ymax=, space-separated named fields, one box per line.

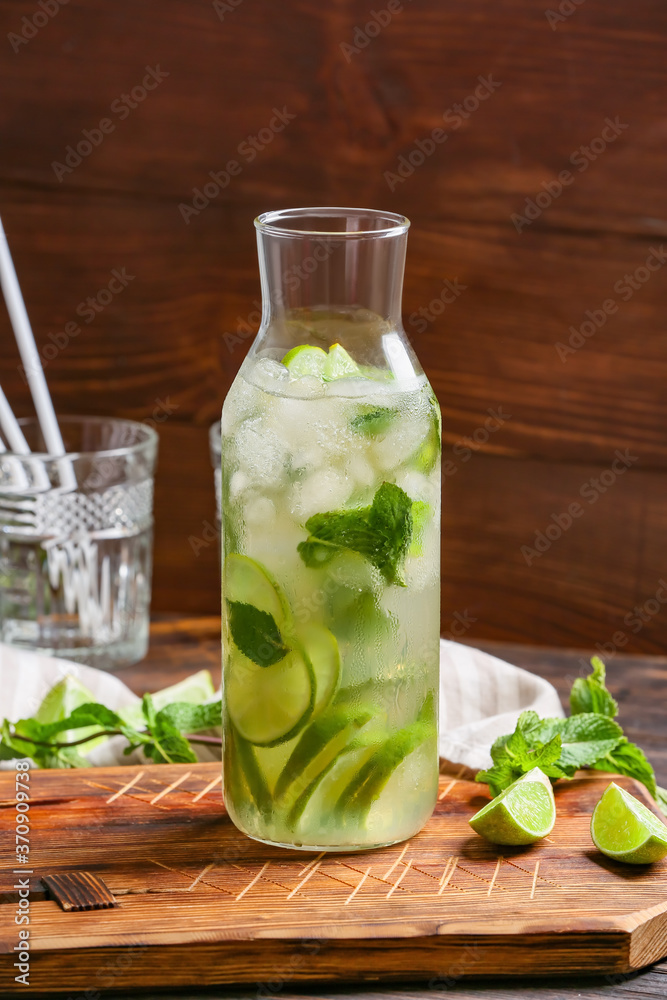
xmin=283 ymin=375 xmax=325 ymax=399
xmin=229 ymin=470 xmax=250 ymax=499
xmin=245 ymin=496 xmax=276 ymax=527
xmin=347 ymin=454 xmax=376 ymax=488
xmin=235 ymin=416 xmax=289 ymax=485
xmin=372 ymin=415 xmax=433 ymax=471
xmin=290 ymin=468 xmax=352 ymax=521
xmin=251 ymin=357 xmax=290 ymax=392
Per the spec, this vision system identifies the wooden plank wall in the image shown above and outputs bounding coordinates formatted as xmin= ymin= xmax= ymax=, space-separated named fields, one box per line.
xmin=0 ymin=0 xmax=666 ymax=650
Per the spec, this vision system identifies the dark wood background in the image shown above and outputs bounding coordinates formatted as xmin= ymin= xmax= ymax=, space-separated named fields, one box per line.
xmin=1 ymin=0 xmax=666 ymax=650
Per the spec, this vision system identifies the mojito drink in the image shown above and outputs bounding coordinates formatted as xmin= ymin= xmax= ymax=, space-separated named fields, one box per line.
xmin=221 ymin=308 xmax=441 ymax=850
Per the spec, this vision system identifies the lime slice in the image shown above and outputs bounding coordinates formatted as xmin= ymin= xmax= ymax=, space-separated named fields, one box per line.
xmin=223 ymin=554 xmax=290 ymax=630
xmin=282 ymin=344 xmax=328 ymax=377
xmin=293 ymin=621 xmax=340 ymax=717
xmin=469 ymin=767 xmax=556 ymax=845
xmin=225 ymin=644 xmax=314 ymax=747
xmin=591 ymin=782 xmax=667 ymax=864
xmin=226 ymin=724 xmax=271 ymax=818
xmin=323 ymin=343 xmax=360 ymax=380
xmin=335 ymin=692 xmax=436 ymax=821
xmin=274 ymin=702 xmax=373 ymax=802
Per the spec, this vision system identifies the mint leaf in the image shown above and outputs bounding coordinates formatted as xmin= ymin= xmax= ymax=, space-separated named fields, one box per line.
xmin=227 ymin=601 xmax=290 ymax=667
xmin=532 ymin=714 xmax=623 ymax=770
xmin=351 ymin=407 xmax=396 ymax=436
xmin=570 ymin=657 xmax=618 ymax=718
xmin=145 ymin=716 xmax=198 ymax=765
xmin=298 ymin=482 xmax=413 ymax=586
xmin=158 ymin=701 xmax=221 ymax=733
xmin=591 ymin=738 xmax=657 ymax=798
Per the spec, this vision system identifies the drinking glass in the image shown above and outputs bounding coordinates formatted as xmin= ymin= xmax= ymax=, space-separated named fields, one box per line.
xmin=0 ymin=416 xmax=157 ymax=670
xmin=220 ymin=208 xmax=441 ymax=850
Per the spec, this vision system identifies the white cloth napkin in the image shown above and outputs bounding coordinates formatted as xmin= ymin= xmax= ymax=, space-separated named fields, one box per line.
xmin=0 ymin=639 xmax=565 ymax=770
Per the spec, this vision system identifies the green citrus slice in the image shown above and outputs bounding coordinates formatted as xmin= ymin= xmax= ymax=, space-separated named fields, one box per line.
xmin=591 ymin=782 xmax=667 ymax=864
xmin=323 ymin=343 xmax=360 ymax=380
xmin=469 ymin=767 xmax=556 ymax=845
xmin=294 ymin=620 xmax=340 ymax=717
xmin=223 ymin=554 xmax=290 ymax=629
xmin=274 ymin=702 xmax=373 ymax=803
xmin=225 ymin=643 xmax=314 ymax=747
xmin=282 ymin=344 xmax=328 ymax=377
xmin=335 ymin=692 xmax=436 ymax=822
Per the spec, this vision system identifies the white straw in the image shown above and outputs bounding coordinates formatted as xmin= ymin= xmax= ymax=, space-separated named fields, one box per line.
xmin=0 ymin=382 xmax=30 ymax=454
xmin=0 ymin=215 xmax=75 ymax=490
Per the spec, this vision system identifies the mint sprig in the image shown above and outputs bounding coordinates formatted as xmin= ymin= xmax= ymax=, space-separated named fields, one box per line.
xmin=477 ymin=657 xmax=667 ymax=812
xmin=298 ymin=481 xmax=414 ymax=585
xmin=1 ymin=695 xmax=222 ymax=768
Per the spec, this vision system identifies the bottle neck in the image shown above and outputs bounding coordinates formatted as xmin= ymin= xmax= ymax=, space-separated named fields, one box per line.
xmin=256 ymin=228 xmax=408 ymax=333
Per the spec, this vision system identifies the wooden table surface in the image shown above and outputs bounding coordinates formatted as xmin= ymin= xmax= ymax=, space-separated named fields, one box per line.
xmin=104 ymin=616 xmax=667 ymax=1000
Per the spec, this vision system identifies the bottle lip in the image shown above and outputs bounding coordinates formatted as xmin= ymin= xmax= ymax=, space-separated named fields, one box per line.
xmin=255 ymin=206 xmax=410 ymax=238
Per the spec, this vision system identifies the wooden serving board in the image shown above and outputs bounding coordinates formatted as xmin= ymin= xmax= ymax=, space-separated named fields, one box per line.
xmin=1 ymin=763 xmax=666 ymax=992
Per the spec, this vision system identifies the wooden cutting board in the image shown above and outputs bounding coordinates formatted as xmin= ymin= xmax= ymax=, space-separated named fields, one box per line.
xmin=1 ymin=762 xmax=666 ymax=992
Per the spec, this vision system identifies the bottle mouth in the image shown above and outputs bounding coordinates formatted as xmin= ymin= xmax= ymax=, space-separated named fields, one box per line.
xmin=255 ymin=207 xmax=410 ymax=238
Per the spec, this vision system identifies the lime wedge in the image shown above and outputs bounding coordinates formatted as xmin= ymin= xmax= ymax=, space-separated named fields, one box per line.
xmin=225 ymin=644 xmax=314 ymax=747
xmin=119 ymin=669 xmax=216 ymax=731
xmin=223 ymin=554 xmax=290 ymax=630
xmin=282 ymin=344 xmax=328 ymax=377
xmin=323 ymin=343 xmax=360 ymax=380
xmin=35 ymin=676 xmax=108 ymax=754
xmin=591 ymin=782 xmax=667 ymax=864
xmin=469 ymin=767 xmax=556 ymax=845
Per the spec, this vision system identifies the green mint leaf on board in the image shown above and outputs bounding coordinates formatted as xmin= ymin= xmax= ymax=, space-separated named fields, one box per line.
xmin=144 ymin=716 xmax=198 ymax=765
xmin=228 ymin=601 xmax=290 ymax=667
xmin=591 ymin=737 xmax=657 ymax=799
xmin=532 ymin=714 xmax=623 ymax=771
xmin=570 ymin=656 xmax=618 ymax=718
xmin=351 ymin=407 xmax=397 ymax=436
xmin=157 ymin=701 xmax=221 ymax=733
xmin=298 ymin=482 xmax=414 ymax=586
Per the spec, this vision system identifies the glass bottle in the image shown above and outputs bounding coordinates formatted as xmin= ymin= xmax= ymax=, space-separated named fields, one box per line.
xmin=220 ymin=208 xmax=441 ymax=850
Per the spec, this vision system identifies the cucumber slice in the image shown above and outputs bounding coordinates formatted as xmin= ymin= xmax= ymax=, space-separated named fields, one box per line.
xmin=225 ymin=645 xmax=315 ymax=747
xmin=223 ymin=554 xmax=290 ymax=629
xmin=227 ymin=724 xmax=272 ymax=817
